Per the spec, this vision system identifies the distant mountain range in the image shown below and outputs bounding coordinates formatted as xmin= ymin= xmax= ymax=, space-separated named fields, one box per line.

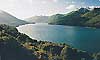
xmin=25 ymin=8 xmax=100 ymax=28
xmin=25 ymin=16 xmax=49 ymax=23
xmin=48 ymin=8 xmax=100 ymax=28
xmin=0 ymin=7 xmax=99 ymax=28
xmin=0 ymin=10 xmax=29 ymax=26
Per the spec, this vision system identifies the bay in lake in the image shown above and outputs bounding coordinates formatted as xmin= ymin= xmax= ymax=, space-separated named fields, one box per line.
xmin=17 ymin=23 xmax=100 ymax=53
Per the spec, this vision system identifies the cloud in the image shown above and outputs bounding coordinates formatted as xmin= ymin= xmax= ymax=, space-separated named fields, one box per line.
xmin=43 ymin=0 xmax=58 ymax=3
xmin=53 ymin=0 xmax=58 ymax=3
xmin=66 ymin=1 xmax=76 ymax=4
xmin=41 ymin=1 xmax=47 ymax=4
xmin=81 ymin=2 xmax=85 ymax=5
xmin=66 ymin=5 xmax=76 ymax=10
xmin=71 ymin=1 xmax=76 ymax=4
xmin=65 ymin=5 xmax=77 ymax=12
xmin=89 ymin=6 xmax=95 ymax=8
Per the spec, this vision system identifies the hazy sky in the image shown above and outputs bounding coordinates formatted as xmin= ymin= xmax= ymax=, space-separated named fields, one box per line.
xmin=0 ymin=0 xmax=100 ymax=19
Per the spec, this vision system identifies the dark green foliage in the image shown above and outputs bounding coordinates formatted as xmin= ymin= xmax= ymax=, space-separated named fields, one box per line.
xmin=84 ymin=14 xmax=100 ymax=28
xmin=43 ymin=44 xmax=64 ymax=55
xmin=0 ymin=24 xmax=38 ymax=60
xmin=0 ymin=36 xmax=37 ymax=60
xmin=95 ymin=53 xmax=100 ymax=60
xmin=61 ymin=46 xmax=93 ymax=60
xmin=0 ymin=24 xmax=18 ymax=37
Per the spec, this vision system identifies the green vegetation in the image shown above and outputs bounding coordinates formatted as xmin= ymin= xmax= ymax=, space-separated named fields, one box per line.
xmin=48 ymin=8 xmax=100 ymax=28
xmin=0 ymin=24 xmax=99 ymax=60
xmin=0 ymin=24 xmax=37 ymax=60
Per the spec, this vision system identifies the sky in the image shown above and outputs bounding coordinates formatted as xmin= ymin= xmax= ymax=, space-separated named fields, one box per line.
xmin=0 ymin=0 xmax=100 ymax=19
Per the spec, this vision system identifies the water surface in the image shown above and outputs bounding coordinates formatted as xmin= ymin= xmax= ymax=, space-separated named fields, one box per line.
xmin=17 ymin=23 xmax=100 ymax=53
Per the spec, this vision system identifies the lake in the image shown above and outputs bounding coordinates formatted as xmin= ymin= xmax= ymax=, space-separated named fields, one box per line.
xmin=17 ymin=23 xmax=100 ymax=53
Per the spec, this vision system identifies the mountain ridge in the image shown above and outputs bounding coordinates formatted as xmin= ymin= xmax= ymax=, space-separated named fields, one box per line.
xmin=25 ymin=16 xmax=49 ymax=23
xmin=0 ymin=10 xmax=29 ymax=26
xmin=48 ymin=8 xmax=100 ymax=28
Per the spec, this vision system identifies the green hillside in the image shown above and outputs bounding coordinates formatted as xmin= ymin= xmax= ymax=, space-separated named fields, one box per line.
xmin=82 ymin=8 xmax=100 ymax=27
xmin=48 ymin=8 xmax=100 ymax=28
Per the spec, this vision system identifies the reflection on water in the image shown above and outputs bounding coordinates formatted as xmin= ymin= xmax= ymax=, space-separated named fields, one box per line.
xmin=17 ymin=23 xmax=100 ymax=53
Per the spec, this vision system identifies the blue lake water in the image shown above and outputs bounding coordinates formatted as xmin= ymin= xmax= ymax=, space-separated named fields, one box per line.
xmin=17 ymin=23 xmax=100 ymax=53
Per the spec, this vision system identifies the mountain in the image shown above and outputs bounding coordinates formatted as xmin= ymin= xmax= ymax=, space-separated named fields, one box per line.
xmin=48 ymin=8 xmax=89 ymax=26
xmin=0 ymin=10 xmax=29 ymax=26
xmin=82 ymin=8 xmax=100 ymax=27
xmin=48 ymin=8 xmax=100 ymax=28
xmin=26 ymin=16 xmax=49 ymax=23
xmin=0 ymin=24 xmax=98 ymax=60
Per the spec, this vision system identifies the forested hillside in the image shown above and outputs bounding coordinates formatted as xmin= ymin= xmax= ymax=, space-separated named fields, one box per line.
xmin=48 ymin=8 xmax=100 ymax=28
